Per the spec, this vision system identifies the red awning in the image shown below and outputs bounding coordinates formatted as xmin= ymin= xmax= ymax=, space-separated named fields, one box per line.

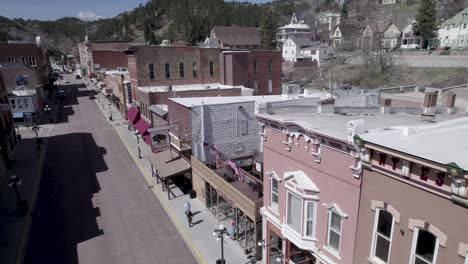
xmin=134 ymin=118 xmax=151 ymax=135
xmin=127 ymin=106 xmax=140 ymax=124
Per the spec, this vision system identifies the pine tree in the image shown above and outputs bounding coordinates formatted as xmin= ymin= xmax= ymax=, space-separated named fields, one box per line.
xmin=260 ymin=12 xmax=277 ymax=50
xmin=413 ymin=0 xmax=438 ymax=40
xmin=341 ymin=2 xmax=348 ymax=21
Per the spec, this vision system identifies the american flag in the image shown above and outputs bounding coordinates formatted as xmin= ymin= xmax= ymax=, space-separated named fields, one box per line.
xmin=226 ymin=160 xmax=239 ymax=175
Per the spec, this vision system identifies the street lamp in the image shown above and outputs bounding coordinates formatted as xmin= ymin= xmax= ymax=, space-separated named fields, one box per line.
xmin=258 ymin=240 xmax=284 ymax=263
xmin=108 ymin=101 xmax=113 ymax=121
xmin=44 ymin=104 xmax=52 ymax=123
xmin=134 ymin=130 xmax=142 ymax=159
xmin=213 ymin=224 xmax=230 ymax=264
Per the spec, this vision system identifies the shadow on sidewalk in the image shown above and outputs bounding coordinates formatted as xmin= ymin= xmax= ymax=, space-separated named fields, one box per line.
xmin=24 ymin=132 xmax=108 ymax=264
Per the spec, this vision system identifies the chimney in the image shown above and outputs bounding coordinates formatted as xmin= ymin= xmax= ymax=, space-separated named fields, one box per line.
xmin=422 ymin=92 xmax=438 ymax=115
xmin=318 ymin=98 xmax=335 ymax=114
xmin=35 ymin=36 xmax=41 ymax=47
xmin=446 ymin=93 xmax=456 ymax=114
xmin=380 ymin=98 xmax=391 ymax=114
xmin=347 ymin=119 xmax=365 ymax=144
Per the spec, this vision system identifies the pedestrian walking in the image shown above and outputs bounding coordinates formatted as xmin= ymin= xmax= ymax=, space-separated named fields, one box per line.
xmin=187 ymin=210 xmax=193 ymax=227
xmin=231 ymin=220 xmax=237 ymax=239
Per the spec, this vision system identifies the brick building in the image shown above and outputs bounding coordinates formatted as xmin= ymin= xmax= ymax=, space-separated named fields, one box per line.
xmin=0 ymin=72 xmax=18 ymax=176
xmin=78 ymin=40 xmax=131 ymax=75
xmin=210 ymin=26 xmax=261 ymax=50
xmin=220 ymin=50 xmax=282 ymax=95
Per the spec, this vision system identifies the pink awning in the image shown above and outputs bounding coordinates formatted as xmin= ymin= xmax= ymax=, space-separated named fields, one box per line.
xmin=134 ymin=118 xmax=151 ymax=135
xmin=127 ymin=106 xmax=140 ymax=124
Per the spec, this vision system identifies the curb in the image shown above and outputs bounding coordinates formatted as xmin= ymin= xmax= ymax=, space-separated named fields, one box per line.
xmin=92 ymin=91 xmax=207 ymax=264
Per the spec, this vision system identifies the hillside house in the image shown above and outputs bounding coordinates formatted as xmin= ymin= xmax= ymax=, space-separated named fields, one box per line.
xmin=210 ymin=26 xmax=261 ymax=50
xmin=277 ymin=12 xmax=312 ymax=47
xmin=401 ymin=20 xmax=421 ymax=49
xmin=438 ymin=8 xmax=468 ymax=48
xmin=381 ymin=23 xmax=401 ymax=50
xmin=282 ymin=37 xmax=313 ymax=62
xmin=332 ymin=24 xmax=355 ymax=48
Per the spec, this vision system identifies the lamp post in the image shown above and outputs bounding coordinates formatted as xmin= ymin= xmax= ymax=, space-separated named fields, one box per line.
xmin=258 ymin=240 xmax=284 ymax=263
xmin=108 ymin=101 xmax=113 ymax=121
xmin=44 ymin=104 xmax=52 ymax=123
xmin=135 ymin=130 xmax=142 ymax=159
xmin=213 ymin=224 xmax=230 ymax=264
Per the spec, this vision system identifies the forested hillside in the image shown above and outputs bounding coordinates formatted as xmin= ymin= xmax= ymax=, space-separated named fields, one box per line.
xmin=0 ymin=0 xmax=467 ymax=57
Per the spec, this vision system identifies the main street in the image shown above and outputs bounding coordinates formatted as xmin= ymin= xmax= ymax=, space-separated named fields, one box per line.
xmin=24 ymin=76 xmax=197 ymax=264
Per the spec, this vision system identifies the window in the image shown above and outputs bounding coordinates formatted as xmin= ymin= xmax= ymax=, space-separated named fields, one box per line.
xmin=305 ymin=202 xmax=316 ymax=237
xmin=371 ymin=209 xmax=394 ymax=263
xmin=464 ymin=23 xmax=467 ymax=29
xmin=179 ymin=63 xmax=184 ymax=78
xmin=327 ymin=210 xmax=341 ymax=252
xmin=10 ymin=99 xmax=16 ymax=109
xmin=271 ymin=178 xmax=279 ymax=209
xmin=7 ymin=57 xmax=15 ymax=63
xmin=268 ymin=80 xmax=273 ymax=94
xmin=21 ymin=57 xmax=26 ymax=64
xmin=149 ymin=64 xmax=155 ymax=80
xmin=411 ymin=229 xmax=438 ymax=264
xmin=253 ymin=59 xmax=258 ymax=75
xmin=287 ymin=192 xmax=302 ymax=233
xmin=24 ymin=99 xmax=29 ymax=108
xmin=18 ymin=99 xmax=23 ymax=109
xmin=165 ymin=63 xmax=170 ymax=79
xmin=209 ymin=61 xmax=214 ymax=77
xmin=192 ymin=61 xmax=198 ymax=77
xmin=239 ymin=120 xmax=248 ymax=135
xmin=268 ymin=59 xmax=272 ymax=73
xmin=28 ymin=56 xmax=36 ymax=66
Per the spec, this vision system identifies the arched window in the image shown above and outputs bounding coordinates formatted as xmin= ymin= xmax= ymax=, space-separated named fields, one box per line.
xmin=371 ymin=209 xmax=394 ymax=263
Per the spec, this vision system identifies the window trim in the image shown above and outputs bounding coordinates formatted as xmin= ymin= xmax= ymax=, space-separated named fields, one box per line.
xmin=179 ymin=62 xmax=184 ymax=78
xmin=410 ymin=228 xmax=439 ymax=264
xmin=165 ymin=63 xmax=170 ymax=79
xmin=28 ymin=56 xmax=36 ymax=66
xmin=149 ymin=64 xmax=155 ymax=80
xmin=209 ymin=61 xmax=214 ymax=77
xmin=327 ymin=209 xmax=342 ymax=253
xmin=370 ymin=208 xmax=395 ymax=264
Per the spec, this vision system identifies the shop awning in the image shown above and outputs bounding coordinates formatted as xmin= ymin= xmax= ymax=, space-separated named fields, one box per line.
xmin=134 ymin=118 xmax=151 ymax=135
xmin=147 ymin=150 xmax=191 ymax=178
xmin=127 ymin=106 xmax=140 ymax=124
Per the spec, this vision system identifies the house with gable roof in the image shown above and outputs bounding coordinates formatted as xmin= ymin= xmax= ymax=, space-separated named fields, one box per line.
xmin=438 ymin=7 xmax=468 ymax=48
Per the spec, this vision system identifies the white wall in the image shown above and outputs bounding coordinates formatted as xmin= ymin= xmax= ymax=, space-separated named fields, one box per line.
xmin=282 ymin=39 xmax=299 ymax=62
xmin=438 ymin=23 xmax=468 ymax=48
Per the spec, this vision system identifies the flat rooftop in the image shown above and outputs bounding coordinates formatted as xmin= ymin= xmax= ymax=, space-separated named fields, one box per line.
xmin=361 ymin=117 xmax=468 ymax=169
xmin=257 ymin=110 xmax=466 ymax=142
xmin=170 ymin=95 xmax=287 ymax=107
xmin=138 ymin=83 xmax=250 ymax=93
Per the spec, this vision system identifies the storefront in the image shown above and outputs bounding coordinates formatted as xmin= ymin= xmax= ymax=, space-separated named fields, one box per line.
xmin=192 ymin=156 xmax=263 ymax=258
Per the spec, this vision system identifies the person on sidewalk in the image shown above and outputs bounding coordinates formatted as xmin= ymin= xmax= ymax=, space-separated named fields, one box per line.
xmin=231 ymin=220 xmax=237 ymax=240
xmin=187 ymin=210 xmax=193 ymax=227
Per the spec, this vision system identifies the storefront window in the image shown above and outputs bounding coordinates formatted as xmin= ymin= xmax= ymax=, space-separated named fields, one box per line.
xmin=287 ymin=192 xmax=302 ymax=233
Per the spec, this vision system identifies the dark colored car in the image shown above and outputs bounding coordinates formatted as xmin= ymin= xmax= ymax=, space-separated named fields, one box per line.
xmin=89 ymin=94 xmax=96 ymax=99
xmin=76 ymin=75 xmax=82 ymax=79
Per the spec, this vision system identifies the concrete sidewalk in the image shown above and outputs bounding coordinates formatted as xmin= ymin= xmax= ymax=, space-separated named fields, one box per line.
xmin=91 ymin=85 xmax=260 ymax=264
xmin=0 ymin=101 xmax=59 ymax=264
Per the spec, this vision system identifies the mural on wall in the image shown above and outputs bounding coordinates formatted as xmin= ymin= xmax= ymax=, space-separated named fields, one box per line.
xmin=15 ymin=74 xmax=29 ymax=87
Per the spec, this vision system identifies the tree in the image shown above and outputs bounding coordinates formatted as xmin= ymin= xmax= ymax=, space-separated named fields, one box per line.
xmin=260 ymin=11 xmax=277 ymax=50
xmin=341 ymin=1 xmax=348 ymax=21
xmin=413 ymin=0 xmax=437 ymax=47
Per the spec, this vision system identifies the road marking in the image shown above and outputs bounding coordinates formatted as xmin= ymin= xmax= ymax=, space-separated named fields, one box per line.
xmin=92 ymin=88 xmax=207 ymax=264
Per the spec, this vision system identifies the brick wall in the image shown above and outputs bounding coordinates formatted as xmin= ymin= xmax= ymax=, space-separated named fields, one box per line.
xmin=92 ymin=50 xmax=128 ymax=71
xmin=0 ymin=44 xmax=49 ymax=69
xmin=247 ymin=51 xmax=282 ymax=95
xmin=129 ymin=46 xmax=220 ymax=87
xmin=143 ymin=87 xmax=242 ymax=106
xmin=166 ymin=99 xmax=192 ymax=142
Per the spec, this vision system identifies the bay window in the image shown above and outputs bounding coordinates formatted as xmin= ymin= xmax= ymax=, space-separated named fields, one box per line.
xmin=371 ymin=209 xmax=394 ymax=263
xmin=287 ymin=192 xmax=302 ymax=233
xmin=411 ymin=229 xmax=438 ymax=264
xmin=305 ymin=202 xmax=316 ymax=237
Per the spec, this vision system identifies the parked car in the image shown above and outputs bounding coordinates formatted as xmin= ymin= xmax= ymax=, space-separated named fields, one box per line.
xmin=76 ymin=75 xmax=82 ymax=79
xmin=89 ymin=94 xmax=96 ymax=99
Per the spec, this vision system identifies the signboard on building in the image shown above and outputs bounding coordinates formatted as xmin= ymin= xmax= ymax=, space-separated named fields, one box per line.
xmin=149 ymin=125 xmax=170 ymax=153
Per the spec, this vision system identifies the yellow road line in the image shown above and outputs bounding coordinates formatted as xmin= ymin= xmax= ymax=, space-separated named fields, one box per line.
xmin=93 ymin=97 xmax=207 ymax=264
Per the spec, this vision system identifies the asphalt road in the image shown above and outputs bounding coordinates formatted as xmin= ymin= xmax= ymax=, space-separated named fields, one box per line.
xmin=24 ymin=77 xmax=196 ymax=264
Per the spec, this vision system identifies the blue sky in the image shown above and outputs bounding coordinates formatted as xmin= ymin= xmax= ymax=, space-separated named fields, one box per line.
xmin=1 ymin=0 xmax=272 ymax=21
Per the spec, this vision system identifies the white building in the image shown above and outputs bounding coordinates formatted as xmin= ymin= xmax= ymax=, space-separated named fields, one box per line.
xmin=381 ymin=23 xmax=401 ymax=50
xmin=282 ymin=37 xmax=313 ymax=62
xmin=9 ymin=89 xmax=41 ymax=124
xmin=316 ymin=12 xmax=341 ymax=32
xmin=401 ymin=20 xmax=421 ymax=49
xmin=438 ymin=8 xmax=468 ymax=48
xmin=277 ymin=13 xmax=312 ymax=47
xmin=299 ymin=45 xmax=334 ymax=66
